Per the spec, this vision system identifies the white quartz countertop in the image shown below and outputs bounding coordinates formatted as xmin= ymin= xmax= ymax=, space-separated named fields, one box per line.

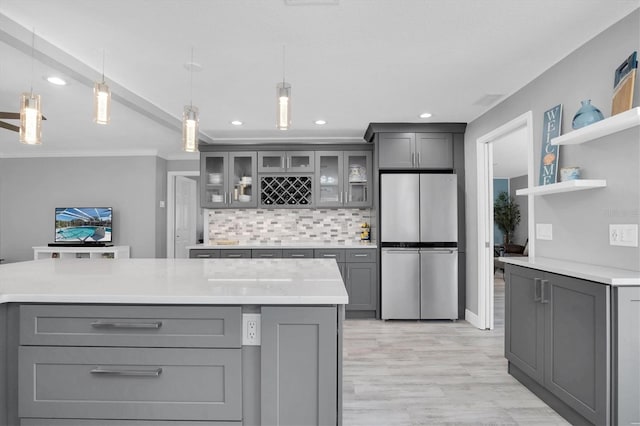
xmin=500 ymin=256 xmax=640 ymax=286
xmin=0 ymin=258 xmax=348 ymax=305
xmin=188 ymin=241 xmax=377 ymax=249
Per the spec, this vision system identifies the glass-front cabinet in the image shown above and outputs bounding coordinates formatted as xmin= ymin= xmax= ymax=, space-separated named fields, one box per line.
xmin=315 ymin=151 xmax=371 ymax=208
xmin=201 ymin=152 xmax=257 ymax=208
xmin=258 ymin=151 xmax=314 ymax=173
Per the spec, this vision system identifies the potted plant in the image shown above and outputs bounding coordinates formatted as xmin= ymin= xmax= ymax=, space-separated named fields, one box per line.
xmin=494 ymin=191 xmax=521 ymax=249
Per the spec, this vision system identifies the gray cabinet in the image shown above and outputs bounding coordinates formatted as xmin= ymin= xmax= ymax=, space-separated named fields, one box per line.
xmin=258 ymin=151 xmax=314 ymax=173
xmin=379 ymin=132 xmax=453 ymax=169
xmin=614 ymin=287 xmax=640 ymax=426
xmin=315 ymin=151 xmax=372 ymax=208
xmin=505 ymin=265 xmax=610 ymax=425
xmin=189 ymin=249 xmax=220 ymax=258
xmin=282 ymin=248 xmax=314 ymax=258
xmin=251 ymin=249 xmax=282 ymax=258
xmin=344 ymin=262 xmax=376 ymax=311
xmin=201 ymin=152 xmax=257 ymax=208
xmin=219 ymin=249 xmax=251 ymax=259
xmin=261 ymin=306 xmax=337 ymax=426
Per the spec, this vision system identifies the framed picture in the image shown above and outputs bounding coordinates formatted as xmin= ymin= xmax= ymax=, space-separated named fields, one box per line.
xmin=539 ymin=104 xmax=562 ymax=185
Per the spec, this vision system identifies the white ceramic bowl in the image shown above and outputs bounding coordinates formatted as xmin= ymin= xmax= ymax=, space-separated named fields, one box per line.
xmin=238 ymin=195 xmax=251 ymax=202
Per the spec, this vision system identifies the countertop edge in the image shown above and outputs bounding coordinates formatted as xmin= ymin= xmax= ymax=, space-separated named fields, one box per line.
xmin=500 ymin=256 xmax=640 ymax=286
xmin=187 ymin=242 xmax=378 ymax=249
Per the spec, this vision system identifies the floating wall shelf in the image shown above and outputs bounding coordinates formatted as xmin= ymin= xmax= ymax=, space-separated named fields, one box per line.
xmin=516 ymin=179 xmax=607 ymax=196
xmin=551 ymin=107 xmax=640 ymax=146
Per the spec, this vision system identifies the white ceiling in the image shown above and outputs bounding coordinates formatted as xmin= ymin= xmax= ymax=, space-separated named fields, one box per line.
xmin=0 ymin=0 xmax=638 ymax=159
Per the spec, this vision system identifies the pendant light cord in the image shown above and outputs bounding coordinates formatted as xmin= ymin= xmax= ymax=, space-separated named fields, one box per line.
xmin=30 ymin=28 xmax=35 ymax=94
xmin=282 ymin=45 xmax=286 ymax=85
xmin=101 ymin=48 xmax=105 ymax=83
xmin=190 ymin=47 xmax=194 ymax=108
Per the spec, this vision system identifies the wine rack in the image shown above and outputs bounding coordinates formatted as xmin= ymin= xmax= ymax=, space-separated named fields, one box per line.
xmin=259 ymin=175 xmax=313 ymax=207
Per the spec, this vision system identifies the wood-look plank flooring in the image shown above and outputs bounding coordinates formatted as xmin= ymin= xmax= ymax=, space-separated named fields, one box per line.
xmin=342 ymin=272 xmax=569 ymax=425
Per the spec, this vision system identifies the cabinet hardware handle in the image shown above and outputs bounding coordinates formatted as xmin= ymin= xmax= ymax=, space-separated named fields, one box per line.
xmin=541 ymin=280 xmax=550 ymax=304
xmin=287 ymin=156 xmax=290 ymax=169
xmin=90 ymin=367 xmax=163 ymax=377
xmin=227 ymin=254 xmax=242 ymax=258
xmin=417 ymin=152 xmax=421 ymax=167
xmin=353 ymin=254 xmax=368 ymax=257
xmin=411 ymin=152 xmax=415 ymax=167
xmin=533 ymin=278 xmax=542 ymax=302
xmin=322 ymin=254 xmax=337 ymax=258
xmin=91 ymin=321 xmax=163 ymax=329
xmin=196 ymin=254 xmax=211 ymax=258
xmin=291 ymin=254 xmax=306 ymax=257
xmin=259 ymin=254 xmax=274 ymax=257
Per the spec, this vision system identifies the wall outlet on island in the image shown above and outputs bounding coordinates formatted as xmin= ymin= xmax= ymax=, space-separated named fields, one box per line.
xmin=242 ymin=313 xmax=261 ymax=346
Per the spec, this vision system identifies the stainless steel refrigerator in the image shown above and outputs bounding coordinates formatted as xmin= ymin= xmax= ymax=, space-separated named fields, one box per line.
xmin=380 ymin=173 xmax=458 ymax=320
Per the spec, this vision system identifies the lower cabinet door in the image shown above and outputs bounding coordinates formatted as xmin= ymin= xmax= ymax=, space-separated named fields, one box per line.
xmin=505 ymin=265 xmax=544 ymax=384
xmin=19 ymin=346 xmax=242 ymax=421
xmin=544 ymin=274 xmax=609 ymax=426
xmin=261 ymin=307 xmax=337 ymax=426
xmin=345 ymin=263 xmax=377 ymax=311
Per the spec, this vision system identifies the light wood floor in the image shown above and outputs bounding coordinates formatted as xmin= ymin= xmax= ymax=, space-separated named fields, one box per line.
xmin=342 ymin=272 xmax=569 ymax=425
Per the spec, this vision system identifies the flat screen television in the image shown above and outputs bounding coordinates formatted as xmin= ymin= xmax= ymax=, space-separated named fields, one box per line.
xmin=55 ymin=207 xmax=112 ymax=243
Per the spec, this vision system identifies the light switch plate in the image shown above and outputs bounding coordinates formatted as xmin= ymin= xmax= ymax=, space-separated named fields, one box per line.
xmin=610 ymin=224 xmax=638 ymax=247
xmin=536 ymin=223 xmax=553 ymax=240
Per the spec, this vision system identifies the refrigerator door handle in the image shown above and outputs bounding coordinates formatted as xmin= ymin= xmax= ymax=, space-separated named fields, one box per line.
xmin=411 ymin=152 xmax=415 ymax=167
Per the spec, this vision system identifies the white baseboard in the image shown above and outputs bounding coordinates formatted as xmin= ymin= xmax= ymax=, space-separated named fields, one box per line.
xmin=465 ymin=308 xmax=483 ymax=329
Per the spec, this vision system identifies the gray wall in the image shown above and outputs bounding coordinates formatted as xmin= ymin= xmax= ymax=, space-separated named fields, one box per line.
xmin=464 ymin=9 xmax=640 ymax=315
xmin=0 ymin=156 xmax=165 ymax=262
xmin=509 ymin=175 xmax=528 ymax=247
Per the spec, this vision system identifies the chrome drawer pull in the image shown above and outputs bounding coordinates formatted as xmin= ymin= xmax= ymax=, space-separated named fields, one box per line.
xmin=322 ymin=254 xmax=337 ymax=258
xmin=91 ymin=321 xmax=163 ymax=329
xmin=534 ymin=278 xmax=542 ymax=302
xmin=196 ymin=254 xmax=211 ymax=258
xmin=91 ymin=367 xmax=163 ymax=377
xmin=353 ymin=254 xmax=369 ymax=257
xmin=290 ymin=254 xmax=306 ymax=257
xmin=227 ymin=254 xmax=242 ymax=258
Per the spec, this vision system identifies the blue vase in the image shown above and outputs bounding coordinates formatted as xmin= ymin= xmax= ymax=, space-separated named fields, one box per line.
xmin=572 ymin=99 xmax=604 ymax=129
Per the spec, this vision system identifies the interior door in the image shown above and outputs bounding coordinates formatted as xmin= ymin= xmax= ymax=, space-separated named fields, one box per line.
xmin=174 ymin=176 xmax=197 ymax=258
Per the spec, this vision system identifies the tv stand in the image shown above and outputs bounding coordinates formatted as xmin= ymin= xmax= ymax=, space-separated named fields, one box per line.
xmin=48 ymin=242 xmax=113 ymax=248
xmin=33 ymin=246 xmax=130 ymax=260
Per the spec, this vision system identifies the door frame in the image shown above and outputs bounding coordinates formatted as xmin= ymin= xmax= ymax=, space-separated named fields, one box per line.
xmin=167 ymin=170 xmax=200 ymax=258
xmin=474 ymin=111 xmax=535 ymax=330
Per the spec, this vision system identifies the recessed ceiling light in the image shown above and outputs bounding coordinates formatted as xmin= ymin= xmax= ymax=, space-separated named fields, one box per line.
xmin=314 ymin=120 xmax=327 ymax=125
xmin=419 ymin=112 xmax=432 ymax=118
xmin=183 ymin=62 xmax=203 ymax=72
xmin=46 ymin=76 xmax=67 ymax=86
xmin=231 ymin=120 xmax=243 ymax=126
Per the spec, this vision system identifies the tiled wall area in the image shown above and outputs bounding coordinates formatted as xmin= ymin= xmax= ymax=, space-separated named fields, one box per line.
xmin=206 ymin=208 xmax=374 ymax=244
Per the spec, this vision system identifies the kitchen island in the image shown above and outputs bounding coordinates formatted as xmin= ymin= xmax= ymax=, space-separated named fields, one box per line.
xmin=501 ymin=257 xmax=640 ymax=426
xmin=0 ymin=258 xmax=348 ymax=426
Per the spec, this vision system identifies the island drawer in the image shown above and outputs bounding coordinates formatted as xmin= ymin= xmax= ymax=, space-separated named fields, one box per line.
xmin=19 ymin=346 xmax=242 ymax=421
xmin=189 ymin=249 xmax=220 ymax=258
xmin=314 ymin=249 xmax=346 ymax=263
xmin=282 ymin=248 xmax=314 ymax=258
xmin=345 ymin=248 xmax=376 ymax=263
xmin=20 ymin=305 xmax=241 ymax=348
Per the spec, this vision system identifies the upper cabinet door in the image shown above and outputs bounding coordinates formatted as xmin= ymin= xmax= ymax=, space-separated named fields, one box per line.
xmin=228 ymin=152 xmax=257 ymax=208
xmin=378 ymin=133 xmax=415 ymax=169
xmin=286 ymin=151 xmax=315 ymax=173
xmin=344 ymin=151 xmax=372 ymax=207
xmin=415 ymin=133 xmax=453 ymax=169
xmin=258 ymin=151 xmax=286 ymax=173
xmin=201 ymin=152 xmax=229 ymax=208
xmin=315 ymin=151 xmax=343 ymax=207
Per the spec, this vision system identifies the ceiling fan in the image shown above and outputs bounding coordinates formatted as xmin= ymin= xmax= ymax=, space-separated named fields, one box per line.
xmin=0 ymin=111 xmax=47 ymax=133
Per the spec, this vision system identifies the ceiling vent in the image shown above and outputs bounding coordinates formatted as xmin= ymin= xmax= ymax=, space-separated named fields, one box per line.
xmin=473 ymin=94 xmax=505 ymax=107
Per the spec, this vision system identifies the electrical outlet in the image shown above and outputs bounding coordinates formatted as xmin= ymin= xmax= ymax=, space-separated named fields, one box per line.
xmin=536 ymin=223 xmax=553 ymax=240
xmin=610 ymin=224 xmax=638 ymax=247
xmin=242 ymin=313 xmax=261 ymax=346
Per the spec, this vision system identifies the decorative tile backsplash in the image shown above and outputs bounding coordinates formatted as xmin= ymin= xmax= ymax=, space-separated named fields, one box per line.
xmin=206 ymin=208 xmax=374 ymax=244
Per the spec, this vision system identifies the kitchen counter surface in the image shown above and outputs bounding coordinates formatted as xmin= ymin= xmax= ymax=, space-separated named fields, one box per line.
xmin=0 ymin=258 xmax=348 ymax=305
xmin=188 ymin=241 xmax=378 ymax=249
xmin=500 ymin=256 xmax=640 ymax=286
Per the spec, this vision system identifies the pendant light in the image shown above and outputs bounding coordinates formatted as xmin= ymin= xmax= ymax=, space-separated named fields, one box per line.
xmin=276 ymin=46 xmax=291 ymax=130
xmin=94 ymin=49 xmax=111 ymax=125
xmin=20 ymin=29 xmax=42 ymax=145
xmin=182 ymin=47 xmax=199 ymax=152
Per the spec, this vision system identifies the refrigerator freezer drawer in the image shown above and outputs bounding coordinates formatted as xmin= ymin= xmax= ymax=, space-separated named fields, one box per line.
xmin=381 ymin=249 xmax=420 ymax=319
xmin=420 ymin=249 xmax=458 ymax=319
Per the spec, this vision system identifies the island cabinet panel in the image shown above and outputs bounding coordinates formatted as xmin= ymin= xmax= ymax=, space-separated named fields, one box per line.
xmin=18 ymin=346 xmax=242 ymax=422
xmin=19 ymin=305 xmax=242 ymax=348
xmin=614 ymin=287 xmax=640 ymax=426
xmin=505 ymin=264 xmax=611 ymax=426
xmin=261 ymin=306 xmax=337 ymax=426
xmin=344 ymin=263 xmax=377 ymax=311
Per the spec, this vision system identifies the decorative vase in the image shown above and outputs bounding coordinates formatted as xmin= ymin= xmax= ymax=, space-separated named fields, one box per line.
xmin=572 ymin=99 xmax=604 ymax=129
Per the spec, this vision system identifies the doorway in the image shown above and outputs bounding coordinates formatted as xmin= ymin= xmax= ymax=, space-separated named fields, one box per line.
xmin=475 ymin=112 xmax=535 ymax=330
xmin=167 ymin=171 xmax=200 ymax=258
